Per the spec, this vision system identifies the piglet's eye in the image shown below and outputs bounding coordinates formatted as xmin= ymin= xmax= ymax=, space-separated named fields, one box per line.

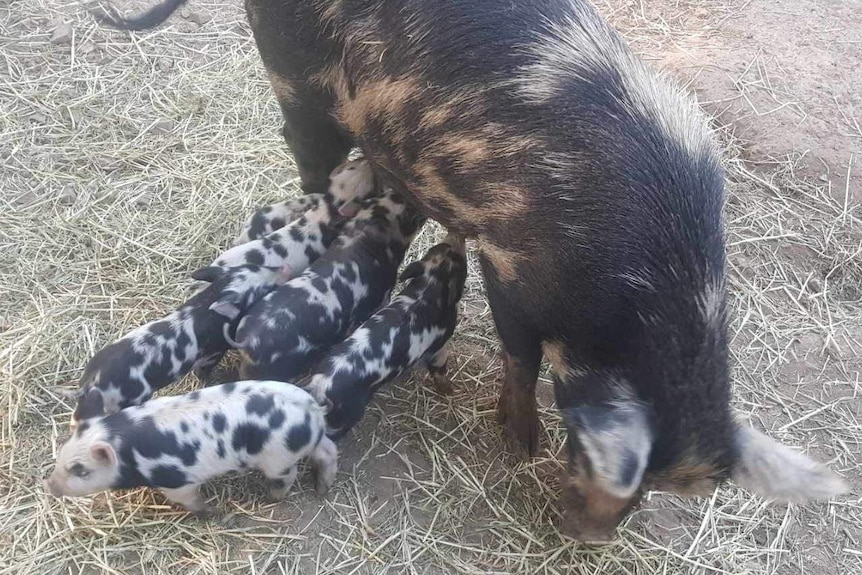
xmin=69 ymin=464 xmax=90 ymax=478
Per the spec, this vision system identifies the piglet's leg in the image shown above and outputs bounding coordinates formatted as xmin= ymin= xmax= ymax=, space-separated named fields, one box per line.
xmin=425 ymin=345 xmax=454 ymax=395
xmin=161 ymin=484 xmax=208 ymax=516
xmin=192 ymin=351 xmax=226 ymax=383
xmin=265 ymin=466 xmax=299 ymax=501
xmin=309 ymin=436 xmax=338 ymax=495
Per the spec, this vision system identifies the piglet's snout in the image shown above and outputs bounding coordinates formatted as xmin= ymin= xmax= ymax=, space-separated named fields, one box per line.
xmin=44 ymin=477 xmax=65 ymax=498
xmin=338 ymin=202 xmax=360 ymax=217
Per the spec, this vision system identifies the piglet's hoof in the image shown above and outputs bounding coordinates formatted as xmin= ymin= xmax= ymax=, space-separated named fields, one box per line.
xmin=429 ymin=373 xmax=454 ymax=395
xmin=497 ymin=392 xmax=542 ymax=458
xmin=314 ymin=472 xmax=334 ymax=496
xmin=190 ymin=506 xmax=214 ymax=520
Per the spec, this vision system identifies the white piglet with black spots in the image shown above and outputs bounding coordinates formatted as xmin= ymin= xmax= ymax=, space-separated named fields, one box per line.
xmin=234 ymin=187 xmax=427 ymax=382
xmin=232 ymin=194 xmax=322 ymax=247
xmin=48 ymin=380 xmax=337 ymax=514
xmin=72 ymin=264 xmax=288 ymax=426
xmin=306 ymin=235 xmax=469 ymax=440
xmin=231 ymin=158 xmax=374 ymax=249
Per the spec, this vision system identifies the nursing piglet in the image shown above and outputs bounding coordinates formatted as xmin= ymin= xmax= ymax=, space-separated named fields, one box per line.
xmin=232 ymin=158 xmax=374 ymax=246
xmin=234 ymin=188 xmax=426 ymax=382
xmin=72 ymin=264 xmax=288 ymax=426
xmin=306 ymin=236 xmax=468 ymax=439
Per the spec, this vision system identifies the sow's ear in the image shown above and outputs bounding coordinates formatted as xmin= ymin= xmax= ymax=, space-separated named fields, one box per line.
xmin=731 ymin=422 xmax=848 ymax=502
xmin=564 ymin=401 xmax=653 ymax=498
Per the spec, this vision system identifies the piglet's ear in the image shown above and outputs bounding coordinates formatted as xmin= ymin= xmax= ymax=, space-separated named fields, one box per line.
xmin=191 ymin=266 xmax=223 ymax=283
xmin=564 ymin=402 xmax=653 ymax=499
xmin=278 ymin=264 xmax=292 ymax=282
xmin=399 ymin=261 xmax=424 ymax=282
xmin=731 ymin=422 xmax=848 ymax=502
xmin=209 ymin=300 xmax=242 ymax=320
xmin=90 ymin=441 xmax=117 ymax=467
xmin=74 ymin=388 xmax=104 ymax=421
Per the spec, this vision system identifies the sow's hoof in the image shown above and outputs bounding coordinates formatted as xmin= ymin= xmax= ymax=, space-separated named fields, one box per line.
xmin=497 ymin=389 xmax=542 ymax=458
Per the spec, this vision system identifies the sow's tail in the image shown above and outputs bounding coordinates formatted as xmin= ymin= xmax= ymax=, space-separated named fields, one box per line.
xmin=92 ymin=0 xmax=189 ymax=31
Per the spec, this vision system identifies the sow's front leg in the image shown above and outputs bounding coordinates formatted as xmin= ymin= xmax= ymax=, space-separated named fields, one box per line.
xmin=481 ymin=255 xmax=544 ymax=457
xmin=245 ymin=0 xmax=353 ymax=195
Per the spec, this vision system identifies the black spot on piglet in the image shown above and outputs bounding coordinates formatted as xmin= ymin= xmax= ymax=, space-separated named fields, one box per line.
xmin=268 ymin=409 xmax=286 ymax=429
xmin=76 ymin=421 xmax=91 ymax=437
xmin=232 ymin=423 xmax=270 ymax=455
xmin=246 ymin=250 xmax=265 ymax=265
xmin=74 ymin=389 xmax=105 ymax=421
xmin=212 ymin=413 xmax=227 ymax=433
xmin=149 ymin=465 xmax=188 ymax=489
xmin=285 ymin=412 xmax=311 ymax=452
xmin=246 ymin=393 xmax=275 ymax=416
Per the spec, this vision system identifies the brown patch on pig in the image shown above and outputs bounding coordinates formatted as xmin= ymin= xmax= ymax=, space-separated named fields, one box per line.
xmin=542 ymin=341 xmax=591 ymax=379
xmin=480 ymin=123 xmax=544 ymax=158
xmin=418 ymin=91 xmax=486 ymax=131
xmin=558 ymin=461 xmax=642 ymax=542
xmin=437 ymin=133 xmax=492 ymax=169
xmin=496 ymin=352 xmax=542 ymax=457
xmin=432 ymin=125 xmax=542 ymax=173
xmin=648 ymin=456 xmax=719 ymax=497
xmin=477 ymin=181 xmax=530 ymax=219
xmin=542 ymin=340 xmax=581 ymax=379
xmin=413 ymin=160 xmax=530 ymax=229
xmin=419 ymin=105 xmax=456 ymax=131
xmin=310 ymin=62 xmax=351 ymax=100
xmin=412 ymin=162 xmax=490 ymax=233
xmin=266 ymin=70 xmax=297 ymax=106
xmin=335 ymin=76 xmax=421 ymax=135
xmin=477 ymin=237 xmax=521 ymax=283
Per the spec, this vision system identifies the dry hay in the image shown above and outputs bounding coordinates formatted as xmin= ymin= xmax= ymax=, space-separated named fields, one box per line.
xmin=0 ymin=1 xmax=859 ymax=574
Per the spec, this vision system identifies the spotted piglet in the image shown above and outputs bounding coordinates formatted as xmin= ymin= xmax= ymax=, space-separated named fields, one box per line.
xmin=233 ymin=194 xmax=322 ymax=247
xmin=231 ymin=158 xmax=375 ymax=247
xmin=210 ymin=159 xmax=375 ymax=278
xmin=305 ymin=235 xmax=468 ymax=440
xmin=47 ymin=380 xmax=337 ymax=513
xmin=234 ymin=187 xmax=426 ymax=382
xmin=72 ymin=264 xmax=288 ymax=426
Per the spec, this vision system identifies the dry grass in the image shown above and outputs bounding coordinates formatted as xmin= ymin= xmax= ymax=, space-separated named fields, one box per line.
xmin=1 ymin=1 xmax=859 ymax=574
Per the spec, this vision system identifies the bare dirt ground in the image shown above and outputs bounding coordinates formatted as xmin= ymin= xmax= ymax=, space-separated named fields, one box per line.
xmin=1 ymin=1 xmax=859 ymax=574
